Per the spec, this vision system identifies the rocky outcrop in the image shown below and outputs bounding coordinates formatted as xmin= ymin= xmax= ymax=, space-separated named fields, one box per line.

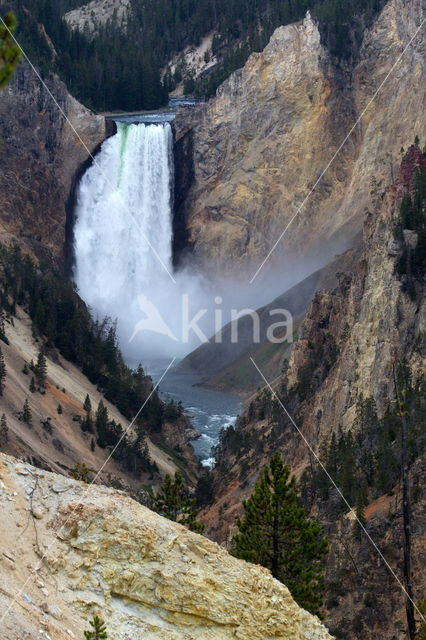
xmin=64 ymin=0 xmax=131 ymax=35
xmin=0 ymin=62 xmax=113 ymax=269
xmin=0 ymin=452 xmax=333 ymax=640
xmin=173 ymin=0 xmax=425 ymax=277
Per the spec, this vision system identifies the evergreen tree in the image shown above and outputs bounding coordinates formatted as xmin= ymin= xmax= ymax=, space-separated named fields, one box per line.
xmin=22 ymin=398 xmax=32 ymax=424
xmin=35 ymin=350 xmax=47 ymax=388
xmin=84 ymin=615 xmax=107 ymax=640
xmin=153 ymin=472 xmax=204 ymax=533
xmin=95 ymin=400 xmax=109 ymax=447
xmin=57 ymin=403 xmax=62 ymax=414
xmin=82 ymin=393 xmax=93 ymax=432
xmin=231 ymin=451 xmax=329 ymax=617
xmin=0 ymin=311 xmax=8 ymax=344
xmin=354 ymin=478 xmax=368 ymax=540
xmin=83 ymin=394 xmax=92 ymax=413
xmin=0 ymin=413 xmax=8 ymax=445
xmin=0 ymin=12 xmax=21 ymax=90
xmin=0 ymin=346 xmax=5 ymax=395
xmin=29 ymin=376 xmax=36 ymax=393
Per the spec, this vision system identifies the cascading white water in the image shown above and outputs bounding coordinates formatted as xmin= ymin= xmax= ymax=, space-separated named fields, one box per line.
xmin=74 ymin=122 xmax=173 ymax=305
xmin=73 ymin=121 xmax=185 ymax=357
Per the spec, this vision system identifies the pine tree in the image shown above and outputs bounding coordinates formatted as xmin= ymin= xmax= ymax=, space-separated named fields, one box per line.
xmin=96 ymin=400 xmax=109 ymax=447
xmin=57 ymin=403 xmax=62 ymax=414
xmin=22 ymin=399 xmax=32 ymax=424
xmin=83 ymin=394 xmax=92 ymax=413
xmin=35 ymin=350 xmax=47 ymax=388
xmin=84 ymin=615 xmax=107 ymax=640
xmin=153 ymin=472 xmax=204 ymax=533
xmin=354 ymin=478 xmax=368 ymax=540
xmin=0 ymin=12 xmax=21 ymax=90
xmin=0 ymin=413 xmax=8 ymax=445
xmin=0 ymin=311 xmax=8 ymax=344
xmin=29 ymin=376 xmax=36 ymax=393
xmin=82 ymin=394 xmax=93 ymax=432
xmin=231 ymin=451 xmax=329 ymax=617
xmin=0 ymin=346 xmax=5 ymax=395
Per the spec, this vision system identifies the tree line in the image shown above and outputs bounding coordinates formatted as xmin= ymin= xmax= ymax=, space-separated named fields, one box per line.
xmin=5 ymin=0 xmax=386 ymax=111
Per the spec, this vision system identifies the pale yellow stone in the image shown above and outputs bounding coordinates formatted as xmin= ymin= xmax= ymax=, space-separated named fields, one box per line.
xmin=0 ymin=453 xmax=333 ymax=639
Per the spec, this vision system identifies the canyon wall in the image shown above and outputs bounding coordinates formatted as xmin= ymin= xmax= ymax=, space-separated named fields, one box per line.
xmin=0 ymin=62 xmax=113 ymax=269
xmin=202 ymin=146 xmax=426 ymax=639
xmin=173 ymin=0 xmax=425 ymax=278
xmin=0 ymin=452 xmax=333 ymax=640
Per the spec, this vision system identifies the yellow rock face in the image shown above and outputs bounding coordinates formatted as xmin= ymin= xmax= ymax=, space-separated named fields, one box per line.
xmin=174 ymin=0 xmax=425 ymax=277
xmin=0 ymin=453 xmax=333 ymax=639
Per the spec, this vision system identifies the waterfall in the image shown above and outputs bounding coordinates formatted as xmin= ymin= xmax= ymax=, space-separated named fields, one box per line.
xmin=74 ymin=122 xmax=173 ymax=302
xmin=73 ymin=121 xmax=180 ymax=358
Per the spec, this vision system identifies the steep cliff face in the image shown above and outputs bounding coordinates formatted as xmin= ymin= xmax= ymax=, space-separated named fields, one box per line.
xmin=0 ymin=452 xmax=333 ymax=640
xmin=201 ymin=146 xmax=425 ymax=638
xmin=173 ymin=0 xmax=424 ymax=277
xmin=0 ymin=62 xmax=113 ymax=269
xmin=284 ymin=145 xmax=425 ymax=440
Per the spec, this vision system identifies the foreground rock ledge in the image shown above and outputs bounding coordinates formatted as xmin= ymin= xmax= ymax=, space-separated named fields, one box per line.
xmin=0 ymin=453 xmax=333 ymax=639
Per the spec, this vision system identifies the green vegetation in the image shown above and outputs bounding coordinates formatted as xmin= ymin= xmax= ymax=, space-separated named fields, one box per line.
xmin=300 ymin=368 xmax=425 ymax=519
xmin=22 ymin=398 xmax=32 ymax=424
xmin=0 ymin=312 xmax=8 ymax=344
xmin=195 ymin=469 xmax=214 ymax=507
xmin=72 ymin=461 xmax=90 ymax=482
xmin=84 ymin=615 xmax=107 ymax=640
xmin=6 ymin=0 xmax=385 ymax=111
xmin=0 ymin=11 xmax=21 ymax=90
xmin=0 ymin=413 xmax=8 ymax=445
xmin=152 ymin=471 xmax=205 ymax=533
xmin=35 ymin=350 xmax=47 ymax=388
xmin=0 ymin=346 xmax=5 ymax=395
xmin=81 ymin=393 xmax=93 ymax=431
xmin=231 ymin=451 xmax=328 ymax=616
xmin=395 ymin=163 xmax=426 ymax=299
xmin=295 ymin=335 xmax=339 ymax=401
